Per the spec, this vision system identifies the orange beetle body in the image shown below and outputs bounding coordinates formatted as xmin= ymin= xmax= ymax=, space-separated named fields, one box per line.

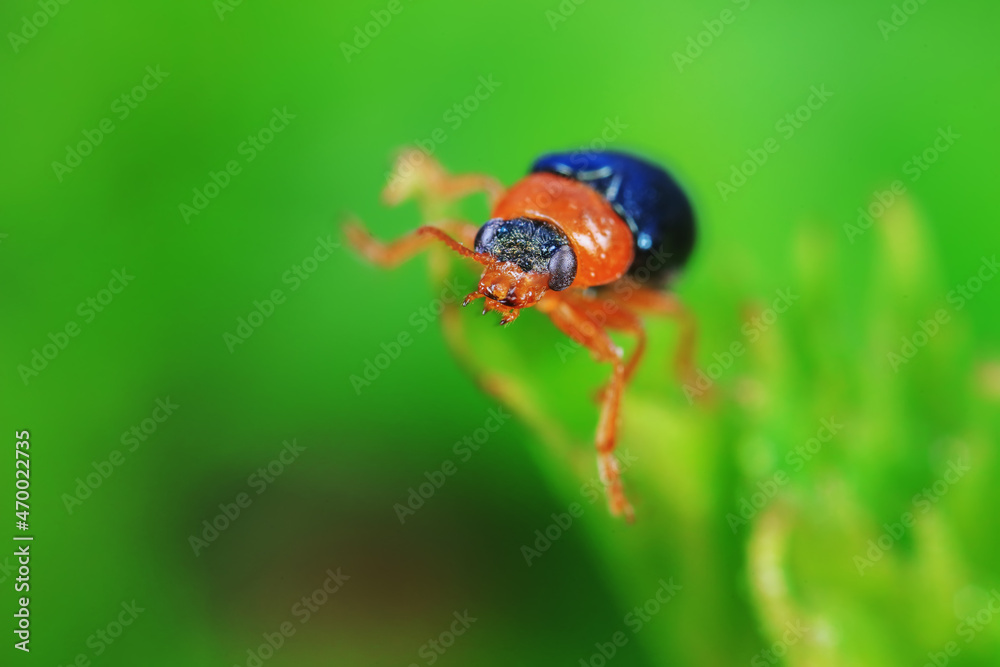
xmin=346 ymin=149 xmax=698 ymax=521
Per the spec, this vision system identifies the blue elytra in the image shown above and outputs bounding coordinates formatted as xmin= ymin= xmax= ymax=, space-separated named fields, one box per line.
xmin=531 ymin=150 xmax=696 ymax=287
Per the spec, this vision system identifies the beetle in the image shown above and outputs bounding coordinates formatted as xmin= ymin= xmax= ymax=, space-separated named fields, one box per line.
xmin=345 ymin=148 xmax=698 ymax=520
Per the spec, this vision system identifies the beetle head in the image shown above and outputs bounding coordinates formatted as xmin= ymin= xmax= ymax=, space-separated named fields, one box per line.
xmin=462 ymin=218 xmax=577 ymax=324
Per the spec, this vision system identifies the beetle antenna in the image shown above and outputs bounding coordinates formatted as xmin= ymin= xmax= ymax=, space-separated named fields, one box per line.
xmin=416 ymin=226 xmax=491 ymax=266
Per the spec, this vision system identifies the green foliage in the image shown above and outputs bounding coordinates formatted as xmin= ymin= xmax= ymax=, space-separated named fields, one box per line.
xmin=2 ymin=0 xmax=998 ymax=665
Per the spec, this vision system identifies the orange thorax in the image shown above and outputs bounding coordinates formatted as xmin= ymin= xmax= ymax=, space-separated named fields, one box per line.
xmin=491 ymin=172 xmax=635 ymax=288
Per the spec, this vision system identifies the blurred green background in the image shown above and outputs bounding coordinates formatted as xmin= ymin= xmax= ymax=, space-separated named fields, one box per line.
xmin=2 ymin=0 xmax=999 ymax=665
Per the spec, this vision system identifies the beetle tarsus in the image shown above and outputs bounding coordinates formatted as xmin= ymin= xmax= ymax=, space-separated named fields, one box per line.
xmin=499 ymin=309 xmax=520 ymax=326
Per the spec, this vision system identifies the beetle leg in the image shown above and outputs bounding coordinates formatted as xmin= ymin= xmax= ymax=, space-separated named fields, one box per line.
xmin=539 ymin=296 xmax=634 ymax=521
xmin=557 ymin=291 xmax=646 ymax=403
xmin=344 ymin=218 xmax=480 ymax=268
xmin=603 ymin=283 xmax=701 ymax=396
xmin=382 ymin=148 xmax=505 ymax=216
xmin=610 ymin=308 xmax=647 ymax=389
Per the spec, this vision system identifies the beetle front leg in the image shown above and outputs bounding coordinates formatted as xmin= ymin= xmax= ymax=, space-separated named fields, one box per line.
xmin=382 ymin=148 xmax=505 ymax=217
xmin=344 ymin=218 xmax=479 ymax=268
xmin=539 ymin=296 xmax=634 ymax=521
xmin=559 ymin=291 xmax=648 ymax=403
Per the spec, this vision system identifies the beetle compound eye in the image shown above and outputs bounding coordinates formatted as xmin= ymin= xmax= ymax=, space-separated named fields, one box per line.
xmin=474 ymin=219 xmax=503 ymax=254
xmin=547 ymin=245 xmax=577 ymax=291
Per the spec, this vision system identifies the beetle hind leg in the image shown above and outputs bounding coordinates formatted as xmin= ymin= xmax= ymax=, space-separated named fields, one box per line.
xmin=603 ymin=282 xmax=702 ymax=398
